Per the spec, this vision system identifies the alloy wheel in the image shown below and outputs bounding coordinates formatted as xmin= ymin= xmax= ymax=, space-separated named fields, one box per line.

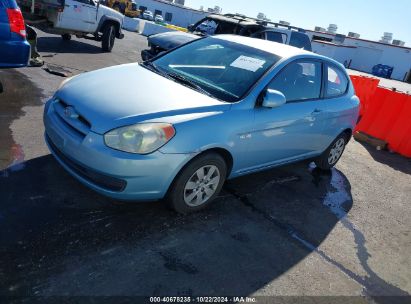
xmin=183 ymin=165 xmax=221 ymax=207
xmin=328 ymin=138 xmax=345 ymax=165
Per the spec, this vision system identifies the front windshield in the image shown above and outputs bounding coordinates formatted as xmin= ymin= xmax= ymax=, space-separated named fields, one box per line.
xmin=151 ymin=37 xmax=281 ymax=102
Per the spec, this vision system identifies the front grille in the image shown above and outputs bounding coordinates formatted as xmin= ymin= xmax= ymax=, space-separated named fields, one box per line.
xmin=54 ymin=99 xmax=91 ymax=137
xmin=46 ymin=134 xmax=127 ymax=192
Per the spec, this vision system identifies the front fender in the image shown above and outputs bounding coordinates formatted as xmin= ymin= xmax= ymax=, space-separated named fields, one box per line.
xmin=158 ymin=107 xmax=254 ymax=177
xmin=96 ymin=15 xmax=124 ymax=38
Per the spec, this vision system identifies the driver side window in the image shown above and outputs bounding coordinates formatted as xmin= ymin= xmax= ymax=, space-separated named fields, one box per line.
xmin=268 ymin=61 xmax=322 ymax=102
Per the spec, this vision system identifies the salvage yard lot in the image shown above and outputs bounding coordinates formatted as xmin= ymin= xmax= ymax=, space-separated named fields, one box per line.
xmin=0 ymin=30 xmax=410 ymax=300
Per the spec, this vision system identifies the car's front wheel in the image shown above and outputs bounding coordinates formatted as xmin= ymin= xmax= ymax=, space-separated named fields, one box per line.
xmin=315 ymin=133 xmax=348 ymax=170
xmin=102 ymin=24 xmax=116 ymax=52
xmin=167 ymin=153 xmax=227 ymax=214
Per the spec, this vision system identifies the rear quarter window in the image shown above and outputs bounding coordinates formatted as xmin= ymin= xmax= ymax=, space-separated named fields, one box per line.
xmin=326 ymin=65 xmax=349 ymax=98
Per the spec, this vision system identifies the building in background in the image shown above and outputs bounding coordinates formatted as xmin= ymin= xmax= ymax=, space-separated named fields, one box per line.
xmin=257 ymin=12 xmax=270 ymax=21
xmin=137 ymin=0 xmax=208 ymax=27
xmin=305 ymin=25 xmax=411 ymax=82
xmin=207 ymin=6 xmax=222 ymax=14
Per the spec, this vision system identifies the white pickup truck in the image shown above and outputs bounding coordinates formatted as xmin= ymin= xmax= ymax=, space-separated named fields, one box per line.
xmin=18 ymin=0 xmax=124 ymax=51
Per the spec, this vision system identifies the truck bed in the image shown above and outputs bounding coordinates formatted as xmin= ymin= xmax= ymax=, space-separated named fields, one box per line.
xmin=17 ymin=0 xmax=64 ymax=12
xmin=18 ymin=0 xmax=63 ymax=24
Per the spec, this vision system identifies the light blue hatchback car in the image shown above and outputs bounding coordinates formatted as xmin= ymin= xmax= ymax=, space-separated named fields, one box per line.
xmin=44 ymin=35 xmax=359 ymax=213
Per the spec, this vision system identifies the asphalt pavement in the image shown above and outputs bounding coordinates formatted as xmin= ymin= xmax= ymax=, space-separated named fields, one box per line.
xmin=0 ymin=29 xmax=410 ymax=302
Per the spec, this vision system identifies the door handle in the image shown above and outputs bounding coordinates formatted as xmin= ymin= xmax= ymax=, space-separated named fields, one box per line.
xmin=312 ymin=108 xmax=322 ymax=114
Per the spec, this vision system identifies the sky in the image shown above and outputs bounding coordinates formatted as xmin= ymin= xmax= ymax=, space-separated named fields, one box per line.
xmin=185 ymin=0 xmax=411 ymax=45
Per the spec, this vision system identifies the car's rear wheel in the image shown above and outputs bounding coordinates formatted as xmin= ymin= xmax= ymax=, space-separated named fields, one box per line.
xmin=102 ymin=24 xmax=116 ymax=52
xmin=167 ymin=153 xmax=227 ymax=214
xmin=61 ymin=34 xmax=71 ymax=41
xmin=315 ymin=133 xmax=348 ymax=170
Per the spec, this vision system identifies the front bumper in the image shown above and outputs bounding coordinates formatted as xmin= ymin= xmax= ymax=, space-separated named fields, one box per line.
xmin=44 ymin=98 xmax=193 ymax=201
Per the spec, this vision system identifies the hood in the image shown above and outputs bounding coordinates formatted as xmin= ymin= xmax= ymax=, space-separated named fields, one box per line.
xmin=56 ymin=63 xmax=229 ymax=134
xmin=149 ymin=31 xmax=199 ymax=50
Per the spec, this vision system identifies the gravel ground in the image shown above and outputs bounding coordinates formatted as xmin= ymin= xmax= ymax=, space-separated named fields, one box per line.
xmin=0 ymin=29 xmax=410 ymax=303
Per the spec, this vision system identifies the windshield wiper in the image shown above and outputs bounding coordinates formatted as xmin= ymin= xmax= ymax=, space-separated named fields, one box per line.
xmin=142 ymin=61 xmax=161 ymax=73
xmin=166 ymin=72 xmax=214 ymax=98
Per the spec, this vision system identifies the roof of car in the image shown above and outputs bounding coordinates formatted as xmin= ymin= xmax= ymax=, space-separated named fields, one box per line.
xmin=207 ymin=14 xmax=306 ymax=32
xmin=213 ymin=34 xmax=313 ymax=58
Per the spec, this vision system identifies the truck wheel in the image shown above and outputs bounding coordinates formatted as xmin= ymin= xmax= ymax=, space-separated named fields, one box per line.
xmin=167 ymin=153 xmax=227 ymax=214
xmin=61 ymin=34 xmax=71 ymax=41
xmin=102 ymin=24 xmax=116 ymax=52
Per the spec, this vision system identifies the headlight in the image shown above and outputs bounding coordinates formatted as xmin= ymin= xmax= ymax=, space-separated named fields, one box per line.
xmin=104 ymin=123 xmax=176 ymax=154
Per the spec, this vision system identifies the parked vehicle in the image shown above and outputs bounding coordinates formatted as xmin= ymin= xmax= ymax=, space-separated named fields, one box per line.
xmin=104 ymin=0 xmax=139 ymax=18
xmin=0 ymin=0 xmax=30 ymax=68
xmin=17 ymin=0 xmax=124 ymax=52
xmin=141 ymin=31 xmax=198 ymax=61
xmin=44 ymin=35 xmax=359 ymax=213
xmin=141 ymin=13 xmax=312 ymax=61
xmin=154 ymin=14 xmax=163 ymax=23
xmin=141 ymin=9 xmax=152 ymax=21
xmin=195 ymin=20 xmax=217 ymax=35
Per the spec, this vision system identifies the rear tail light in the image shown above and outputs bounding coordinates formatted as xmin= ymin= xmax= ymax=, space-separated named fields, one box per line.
xmin=6 ymin=8 xmax=26 ymax=38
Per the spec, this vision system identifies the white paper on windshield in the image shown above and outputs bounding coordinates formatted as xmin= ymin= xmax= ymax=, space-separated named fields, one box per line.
xmin=230 ymin=56 xmax=266 ymax=72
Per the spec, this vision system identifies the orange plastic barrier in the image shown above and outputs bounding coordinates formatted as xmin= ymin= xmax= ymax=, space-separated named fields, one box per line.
xmin=385 ymin=93 xmax=411 ymax=157
xmin=350 ymin=75 xmax=411 ymax=158
xmin=350 ymin=75 xmax=380 ymax=118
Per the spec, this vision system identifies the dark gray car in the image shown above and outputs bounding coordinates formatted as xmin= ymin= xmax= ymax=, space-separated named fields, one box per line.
xmin=141 ymin=13 xmax=312 ymax=61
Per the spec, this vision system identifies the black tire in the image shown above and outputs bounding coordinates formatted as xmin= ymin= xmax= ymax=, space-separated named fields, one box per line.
xmin=101 ymin=24 xmax=116 ymax=52
xmin=315 ymin=133 xmax=348 ymax=170
xmin=61 ymin=34 xmax=71 ymax=41
xmin=167 ymin=153 xmax=227 ymax=214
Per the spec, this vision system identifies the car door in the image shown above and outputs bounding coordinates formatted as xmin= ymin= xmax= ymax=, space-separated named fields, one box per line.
xmin=56 ymin=0 xmax=97 ymax=32
xmin=244 ymin=59 xmax=329 ymax=171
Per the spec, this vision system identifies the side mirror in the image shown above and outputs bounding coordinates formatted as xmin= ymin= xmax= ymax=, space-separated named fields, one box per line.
xmin=261 ymin=89 xmax=286 ymax=108
xmin=187 ymin=24 xmax=194 ymax=32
